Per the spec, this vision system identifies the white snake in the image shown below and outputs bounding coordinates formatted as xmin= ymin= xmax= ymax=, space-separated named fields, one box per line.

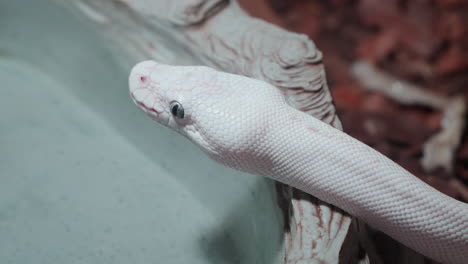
xmin=128 ymin=61 xmax=468 ymax=264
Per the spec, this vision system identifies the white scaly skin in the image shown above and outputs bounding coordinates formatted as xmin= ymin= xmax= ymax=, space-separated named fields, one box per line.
xmin=129 ymin=61 xmax=468 ymax=264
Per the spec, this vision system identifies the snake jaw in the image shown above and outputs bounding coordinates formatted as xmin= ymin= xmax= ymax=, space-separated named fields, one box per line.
xmin=129 ymin=92 xmax=169 ymax=126
xmin=184 ymin=125 xmax=220 ymax=157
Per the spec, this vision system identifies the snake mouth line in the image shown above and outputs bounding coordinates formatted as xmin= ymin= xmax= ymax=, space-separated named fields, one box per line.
xmin=130 ymin=93 xmax=160 ymax=116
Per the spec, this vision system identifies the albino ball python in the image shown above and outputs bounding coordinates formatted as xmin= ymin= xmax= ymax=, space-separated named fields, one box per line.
xmin=128 ymin=61 xmax=468 ymax=264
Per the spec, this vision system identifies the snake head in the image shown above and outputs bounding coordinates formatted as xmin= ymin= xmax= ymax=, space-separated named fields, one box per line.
xmin=129 ymin=60 xmax=286 ymax=172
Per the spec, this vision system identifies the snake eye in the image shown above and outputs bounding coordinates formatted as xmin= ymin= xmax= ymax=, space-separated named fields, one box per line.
xmin=170 ymin=101 xmax=184 ymax=119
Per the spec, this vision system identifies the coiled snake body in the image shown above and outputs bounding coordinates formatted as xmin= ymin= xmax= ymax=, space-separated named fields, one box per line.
xmin=128 ymin=61 xmax=468 ymax=264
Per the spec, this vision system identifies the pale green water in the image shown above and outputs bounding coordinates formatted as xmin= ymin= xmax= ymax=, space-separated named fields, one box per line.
xmin=0 ymin=0 xmax=283 ymax=263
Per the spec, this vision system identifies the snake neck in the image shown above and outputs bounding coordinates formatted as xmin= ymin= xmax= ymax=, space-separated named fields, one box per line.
xmin=260 ymin=108 xmax=468 ymax=264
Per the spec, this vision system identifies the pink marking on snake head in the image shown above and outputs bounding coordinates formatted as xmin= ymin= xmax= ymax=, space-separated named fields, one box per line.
xmin=129 ymin=60 xmax=159 ymax=93
xmin=129 ymin=61 xmax=168 ymax=122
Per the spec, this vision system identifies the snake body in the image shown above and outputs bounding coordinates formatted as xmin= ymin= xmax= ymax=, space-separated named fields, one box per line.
xmin=128 ymin=61 xmax=468 ymax=264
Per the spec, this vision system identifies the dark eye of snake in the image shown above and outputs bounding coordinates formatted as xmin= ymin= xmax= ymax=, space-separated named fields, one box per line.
xmin=170 ymin=101 xmax=184 ymax=119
